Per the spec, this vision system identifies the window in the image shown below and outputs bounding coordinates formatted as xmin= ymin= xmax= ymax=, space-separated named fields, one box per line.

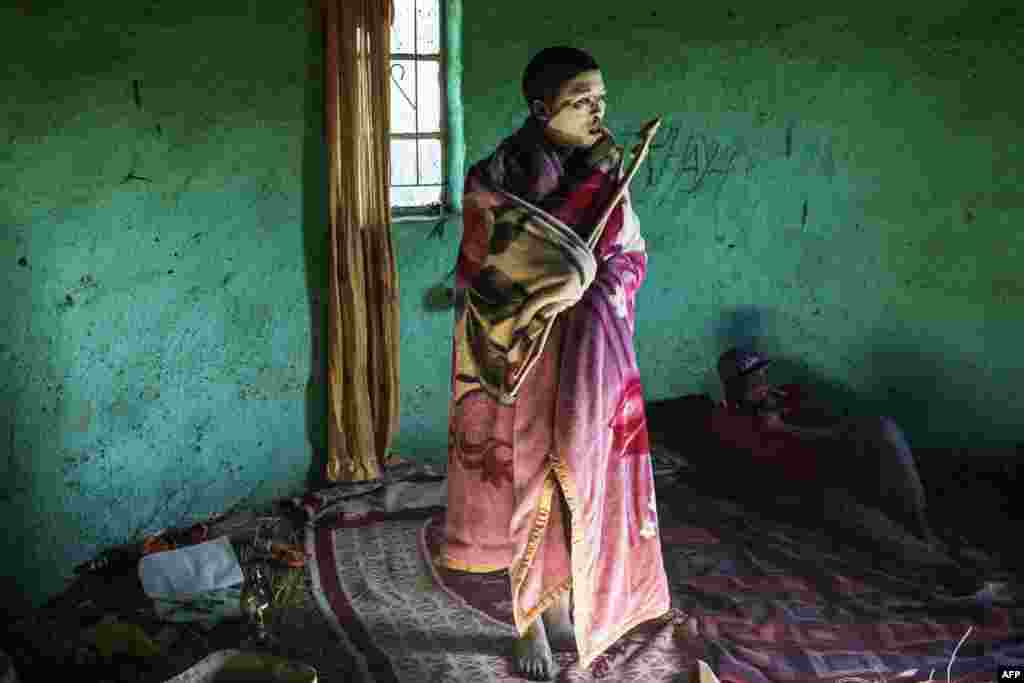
xmin=389 ymin=0 xmax=446 ymax=215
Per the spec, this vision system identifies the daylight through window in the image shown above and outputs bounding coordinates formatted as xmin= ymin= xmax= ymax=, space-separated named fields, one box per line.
xmin=390 ymin=0 xmax=444 ymax=212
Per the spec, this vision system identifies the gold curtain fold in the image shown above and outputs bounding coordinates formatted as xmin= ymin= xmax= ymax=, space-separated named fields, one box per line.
xmin=323 ymin=0 xmax=400 ymax=482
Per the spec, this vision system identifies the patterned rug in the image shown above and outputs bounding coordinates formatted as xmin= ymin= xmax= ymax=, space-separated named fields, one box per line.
xmin=306 ymin=475 xmax=1024 ymax=683
xmin=307 ymin=506 xmax=696 ymax=682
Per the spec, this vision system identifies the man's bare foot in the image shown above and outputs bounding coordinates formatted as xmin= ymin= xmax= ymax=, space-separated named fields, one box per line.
xmin=512 ymin=619 xmax=555 ymax=680
xmin=542 ymin=591 xmax=576 ymax=653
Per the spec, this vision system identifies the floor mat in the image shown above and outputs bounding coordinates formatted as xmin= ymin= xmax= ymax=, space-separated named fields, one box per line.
xmin=657 ymin=483 xmax=1024 ymax=683
xmin=308 ymin=507 xmax=695 ymax=682
xmin=306 ymin=473 xmax=1023 ymax=682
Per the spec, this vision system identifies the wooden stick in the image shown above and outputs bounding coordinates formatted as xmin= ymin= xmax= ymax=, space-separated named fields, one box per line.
xmin=587 ymin=117 xmax=663 ymax=250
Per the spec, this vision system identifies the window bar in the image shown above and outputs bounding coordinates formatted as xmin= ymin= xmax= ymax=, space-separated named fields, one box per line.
xmin=439 ymin=0 xmax=447 ymax=206
xmin=390 ymin=53 xmax=439 ymax=60
xmin=390 ymin=0 xmax=453 ymax=214
xmin=413 ymin=0 xmax=420 ymax=186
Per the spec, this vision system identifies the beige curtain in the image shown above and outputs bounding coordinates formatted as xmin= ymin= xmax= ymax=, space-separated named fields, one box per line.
xmin=323 ymin=0 xmax=400 ymax=482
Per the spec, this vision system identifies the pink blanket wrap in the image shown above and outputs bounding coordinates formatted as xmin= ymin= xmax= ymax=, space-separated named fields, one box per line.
xmin=441 ymin=119 xmax=670 ymax=670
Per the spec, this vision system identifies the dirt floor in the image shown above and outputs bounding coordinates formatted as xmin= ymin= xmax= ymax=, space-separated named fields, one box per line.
xmin=1 ymin=502 xmax=356 ymax=683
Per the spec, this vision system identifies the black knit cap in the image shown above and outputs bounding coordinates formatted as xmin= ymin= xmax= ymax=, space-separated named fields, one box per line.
xmin=522 ymin=46 xmax=600 ymax=107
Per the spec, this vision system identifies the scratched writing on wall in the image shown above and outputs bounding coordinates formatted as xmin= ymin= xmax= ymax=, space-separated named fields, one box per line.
xmin=619 ymin=123 xmax=744 ymax=208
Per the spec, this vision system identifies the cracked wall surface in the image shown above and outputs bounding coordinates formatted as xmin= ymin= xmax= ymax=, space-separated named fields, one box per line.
xmin=2 ymin=0 xmax=1023 ymax=610
xmin=1 ymin=0 xmax=328 ymax=610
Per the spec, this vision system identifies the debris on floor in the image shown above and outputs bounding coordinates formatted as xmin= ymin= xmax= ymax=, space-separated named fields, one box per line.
xmin=210 ymin=651 xmax=318 ymax=683
xmin=0 ymin=648 xmax=19 ymax=683
xmin=1 ymin=499 xmax=351 ymax=682
xmin=151 ymin=588 xmax=244 ymax=629
xmin=140 ymin=535 xmax=245 ymax=597
xmin=80 ymin=615 xmax=164 ymax=662
xmin=162 ymin=650 xmax=318 ymax=683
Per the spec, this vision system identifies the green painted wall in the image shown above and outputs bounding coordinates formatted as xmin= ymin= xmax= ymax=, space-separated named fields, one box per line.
xmin=450 ymin=0 xmax=1023 ymax=441
xmin=400 ymin=0 xmax=1024 ymax=461
xmin=401 ymin=0 xmax=1024 ymax=462
xmin=1 ymin=0 xmax=331 ymax=611
xmin=2 ymin=0 xmax=1021 ymax=610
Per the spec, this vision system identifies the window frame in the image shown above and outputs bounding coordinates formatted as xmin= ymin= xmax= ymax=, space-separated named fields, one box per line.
xmin=389 ymin=0 xmax=454 ymax=220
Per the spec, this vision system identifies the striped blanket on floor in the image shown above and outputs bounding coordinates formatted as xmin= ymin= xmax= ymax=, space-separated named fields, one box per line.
xmin=302 ymin=470 xmax=1022 ymax=682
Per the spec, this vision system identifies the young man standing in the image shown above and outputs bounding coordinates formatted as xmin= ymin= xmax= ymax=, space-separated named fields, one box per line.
xmin=442 ymin=47 xmax=670 ymax=679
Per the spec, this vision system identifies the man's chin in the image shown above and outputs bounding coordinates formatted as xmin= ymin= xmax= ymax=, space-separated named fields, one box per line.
xmin=582 ymin=130 xmax=607 ymax=147
xmin=565 ymin=132 xmax=602 ymax=148
xmin=546 ymin=127 xmax=603 ymax=148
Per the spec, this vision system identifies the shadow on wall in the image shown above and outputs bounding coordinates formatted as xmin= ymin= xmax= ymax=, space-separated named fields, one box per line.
xmin=0 ymin=397 xmax=40 ymax=620
xmin=854 ymin=325 xmax=992 ymax=449
xmin=301 ymin=1 xmax=329 ymax=491
xmin=0 ymin=235 xmax=51 ymax=618
xmin=711 ymin=305 xmax=765 ymax=353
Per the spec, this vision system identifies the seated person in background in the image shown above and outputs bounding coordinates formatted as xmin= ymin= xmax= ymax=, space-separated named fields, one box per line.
xmin=709 ymin=347 xmax=942 ymax=549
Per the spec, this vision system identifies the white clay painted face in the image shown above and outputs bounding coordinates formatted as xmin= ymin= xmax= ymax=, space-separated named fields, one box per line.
xmin=541 ymin=69 xmax=607 ymax=148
